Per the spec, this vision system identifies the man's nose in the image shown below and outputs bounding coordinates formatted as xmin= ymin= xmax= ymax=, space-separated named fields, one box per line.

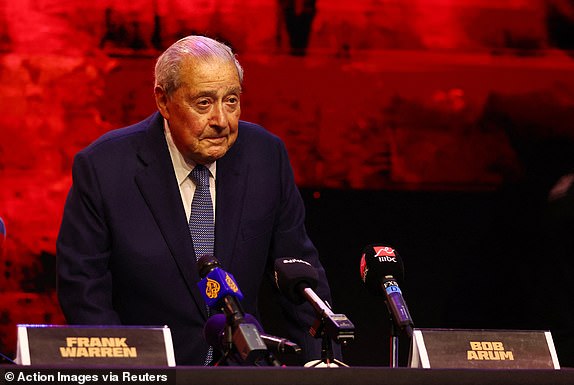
xmin=209 ymin=102 xmax=228 ymax=128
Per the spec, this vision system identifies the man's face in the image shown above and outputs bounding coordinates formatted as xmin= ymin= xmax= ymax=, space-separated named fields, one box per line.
xmin=155 ymin=58 xmax=241 ymax=165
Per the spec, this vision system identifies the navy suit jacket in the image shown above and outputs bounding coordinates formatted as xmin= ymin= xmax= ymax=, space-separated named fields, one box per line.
xmin=57 ymin=112 xmax=333 ymax=365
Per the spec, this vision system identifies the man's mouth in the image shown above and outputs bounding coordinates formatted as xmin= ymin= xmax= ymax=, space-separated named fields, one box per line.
xmin=203 ymin=136 xmax=226 ymax=144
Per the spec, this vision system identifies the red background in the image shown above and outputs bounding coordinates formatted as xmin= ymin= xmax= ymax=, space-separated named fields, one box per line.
xmin=1 ymin=0 xmax=574 ymax=365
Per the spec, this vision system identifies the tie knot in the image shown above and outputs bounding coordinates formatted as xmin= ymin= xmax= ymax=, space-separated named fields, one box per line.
xmin=190 ymin=165 xmax=210 ymax=187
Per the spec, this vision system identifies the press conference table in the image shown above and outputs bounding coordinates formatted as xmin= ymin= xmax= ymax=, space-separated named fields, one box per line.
xmin=3 ymin=366 xmax=574 ymax=385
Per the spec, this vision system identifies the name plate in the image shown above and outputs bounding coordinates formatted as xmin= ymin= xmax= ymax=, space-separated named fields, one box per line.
xmin=409 ymin=328 xmax=560 ymax=369
xmin=16 ymin=324 xmax=176 ymax=367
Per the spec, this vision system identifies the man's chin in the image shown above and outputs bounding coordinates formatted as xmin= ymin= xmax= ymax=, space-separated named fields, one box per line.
xmin=197 ymin=147 xmax=229 ymax=164
xmin=191 ymin=137 xmax=237 ymax=164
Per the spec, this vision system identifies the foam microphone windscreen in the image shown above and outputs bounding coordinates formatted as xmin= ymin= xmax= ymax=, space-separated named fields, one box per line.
xmin=204 ymin=313 xmax=263 ymax=348
xmin=359 ymin=244 xmax=405 ymax=296
xmin=274 ymin=258 xmax=319 ymax=305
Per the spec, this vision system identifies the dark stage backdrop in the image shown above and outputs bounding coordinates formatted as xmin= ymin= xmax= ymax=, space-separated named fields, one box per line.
xmin=1 ymin=0 xmax=574 ymax=367
xmin=257 ymin=187 xmax=574 ymax=367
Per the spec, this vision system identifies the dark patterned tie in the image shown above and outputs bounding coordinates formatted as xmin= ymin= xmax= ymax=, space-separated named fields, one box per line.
xmin=188 ymin=164 xmax=214 ymax=365
xmin=189 ymin=165 xmax=215 ymax=259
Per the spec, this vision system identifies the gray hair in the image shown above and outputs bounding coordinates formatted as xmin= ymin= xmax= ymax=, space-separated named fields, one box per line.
xmin=154 ymin=35 xmax=244 ymax=96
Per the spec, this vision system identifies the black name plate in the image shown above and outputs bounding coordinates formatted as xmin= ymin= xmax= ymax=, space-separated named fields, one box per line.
xmin=409 ymin=328 xmax=560 ymax=369
xmin=16 ymin=324 xmax=175 ymax=367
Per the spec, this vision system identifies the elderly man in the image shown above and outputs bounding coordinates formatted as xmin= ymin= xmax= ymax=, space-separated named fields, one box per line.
xmin=57 ymin=35 xmax=336 ymax=365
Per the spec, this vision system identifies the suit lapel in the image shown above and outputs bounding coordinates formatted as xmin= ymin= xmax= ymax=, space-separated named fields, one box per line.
xmin=215 ymin=124 xmax=248 ymax=269
xmin=134 ymin=113 xmax=208 ymax=319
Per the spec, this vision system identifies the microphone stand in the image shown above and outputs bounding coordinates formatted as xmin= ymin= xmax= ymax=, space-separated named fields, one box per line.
xmin=389 ymin=319 xmax=399 ymax=368
xmin=213 ymin=323 xmax=233 ymax=366
xmin=385 ymin=305 xmax=413 ymax=368
xmin=305 ymin=315 xmax=349 ymax=368
xmin=213 ymin=319 xmax=281 ymax=367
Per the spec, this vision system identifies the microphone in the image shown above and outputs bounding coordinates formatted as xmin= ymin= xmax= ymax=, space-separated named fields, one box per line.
xmin=197 ymin=256 xmax=269 ymax=364
xmin=274 ymin=258 xmax=354 ymax=345
xmin=360 ymin=244 xmax=414 ymax=337
xmin=197 ymin=255 xmax=245 ymax=325
xmin=205 ymin=313 xmax=302 ymax=355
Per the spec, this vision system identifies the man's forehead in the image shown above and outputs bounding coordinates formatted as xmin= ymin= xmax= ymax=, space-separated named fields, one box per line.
xmin=181 ymin=56 xmax=236 ymax=73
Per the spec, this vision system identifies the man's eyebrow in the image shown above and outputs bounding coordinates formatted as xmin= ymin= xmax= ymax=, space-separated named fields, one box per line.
xmin=215 ymin=85 xmax=242 ymax=95
xmin=227 ymin=86 xmax=242 ymax=94
xmin=193 ymin=87 xmax=242 ymax=98
xmin=192 ymin=90 xmax=217 ymax=98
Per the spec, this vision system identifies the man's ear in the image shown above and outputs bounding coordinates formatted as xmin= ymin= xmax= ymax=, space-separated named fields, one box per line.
xmin=154 ymin=85 xmax=170 ymax=119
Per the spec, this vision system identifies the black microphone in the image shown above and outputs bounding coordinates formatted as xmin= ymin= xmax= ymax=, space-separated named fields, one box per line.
xmin=274 ymin=258 xmax=354 ymax=345
xmin=197 ymin=255 xmax=269 ymax=364
xmin=205 ymin=313 xmax=302 ymax=355
xmin=360 ymin=244 xmax=414 ymax=337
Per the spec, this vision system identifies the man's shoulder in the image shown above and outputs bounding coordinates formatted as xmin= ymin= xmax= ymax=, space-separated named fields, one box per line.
xmin=238 ymin=120 xmax=281 ymax=145
xmin=82 ymin=113 xmax=161 ymax=155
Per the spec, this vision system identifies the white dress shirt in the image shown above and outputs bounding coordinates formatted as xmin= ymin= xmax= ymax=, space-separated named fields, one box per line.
xmin=164 ymin=119 xmax=216 ymax=221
